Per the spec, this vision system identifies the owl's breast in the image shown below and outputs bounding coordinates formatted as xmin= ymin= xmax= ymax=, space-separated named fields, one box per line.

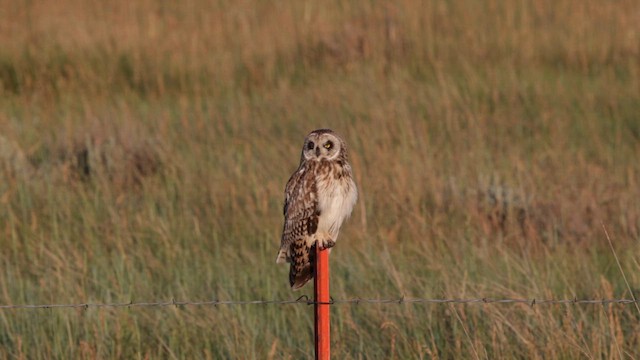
xmin=316 ymin=169 xmax=358 ymax=237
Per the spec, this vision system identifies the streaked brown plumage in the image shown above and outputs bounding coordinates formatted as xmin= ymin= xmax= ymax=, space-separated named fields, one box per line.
xmin=276 ymin=129 xmax=358 ymax=290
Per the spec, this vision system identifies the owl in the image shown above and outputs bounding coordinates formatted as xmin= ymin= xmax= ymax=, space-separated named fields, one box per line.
xmin=276 ymin=129 xmax=358 ymax=290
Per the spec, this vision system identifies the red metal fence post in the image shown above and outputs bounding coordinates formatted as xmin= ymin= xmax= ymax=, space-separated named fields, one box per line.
xmin=314 ymin=246 xmax=330 ymax=360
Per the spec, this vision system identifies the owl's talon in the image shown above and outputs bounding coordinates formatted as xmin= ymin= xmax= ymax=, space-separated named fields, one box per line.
xmin=318 ymin=238 xmax=335 ymax=250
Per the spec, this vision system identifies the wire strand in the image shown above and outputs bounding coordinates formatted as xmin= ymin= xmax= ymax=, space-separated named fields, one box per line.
xmin=0 ymin=297 xmax=637 ymax=310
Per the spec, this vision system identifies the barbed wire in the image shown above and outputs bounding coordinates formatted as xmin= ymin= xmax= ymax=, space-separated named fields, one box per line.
xmin=0 ymin=296 xmax=637 ymax=310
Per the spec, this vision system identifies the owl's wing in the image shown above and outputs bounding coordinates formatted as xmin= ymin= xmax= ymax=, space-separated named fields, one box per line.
xmin=277 ymin=163 xmax=318 ymax=262
xmin=276 ymin=163 xmax=319 ymax=289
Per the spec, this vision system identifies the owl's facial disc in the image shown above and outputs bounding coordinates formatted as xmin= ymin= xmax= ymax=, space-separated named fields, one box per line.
xmin=301 ymin=131 xmax=341 ymax=161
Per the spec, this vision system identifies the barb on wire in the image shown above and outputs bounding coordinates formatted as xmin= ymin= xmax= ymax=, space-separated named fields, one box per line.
xmin=0 ymin=297 xmax=637 ymax=310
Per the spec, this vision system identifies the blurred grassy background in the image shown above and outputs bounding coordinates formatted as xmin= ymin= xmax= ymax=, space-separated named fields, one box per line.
xmin=1 ymin=0 xmax=639 ymax=358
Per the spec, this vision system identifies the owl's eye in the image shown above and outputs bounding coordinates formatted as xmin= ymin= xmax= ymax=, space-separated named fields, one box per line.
xmin=307 ymin=141 xmax=315 ymax=150
xmin=324 ymin=141 xmax=333 ymax=149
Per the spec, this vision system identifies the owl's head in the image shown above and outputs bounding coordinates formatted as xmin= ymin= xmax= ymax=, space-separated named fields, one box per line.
xmin=301 ymin=129 xmax=346 ymax=162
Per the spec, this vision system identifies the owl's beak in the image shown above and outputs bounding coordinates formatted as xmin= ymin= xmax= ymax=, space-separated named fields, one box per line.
xmin=315 ymin=147 xmax=320 ymax=157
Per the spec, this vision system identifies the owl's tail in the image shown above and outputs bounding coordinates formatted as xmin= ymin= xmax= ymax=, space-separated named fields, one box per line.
xmin=289 ymin=241 xmax=315 ymax=290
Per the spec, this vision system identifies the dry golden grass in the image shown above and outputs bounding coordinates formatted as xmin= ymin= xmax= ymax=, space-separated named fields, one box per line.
xmin=1 ymin=0 xmax=639 ymax=358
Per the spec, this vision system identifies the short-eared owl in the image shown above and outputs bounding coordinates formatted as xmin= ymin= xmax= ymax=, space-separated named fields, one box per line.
xmin=276 ymin=129 xmax=358 ymax=290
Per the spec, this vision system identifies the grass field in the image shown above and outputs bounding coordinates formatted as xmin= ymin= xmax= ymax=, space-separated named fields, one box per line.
xmin=1 ymin=0 xmax=640 ymax=358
